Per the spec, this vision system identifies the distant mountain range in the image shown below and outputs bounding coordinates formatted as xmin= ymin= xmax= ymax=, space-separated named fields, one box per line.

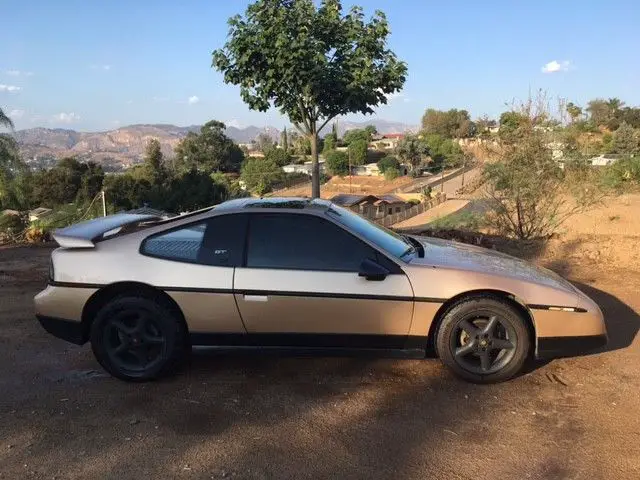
xmin=14 ymin=119 xmax=416 ymax=170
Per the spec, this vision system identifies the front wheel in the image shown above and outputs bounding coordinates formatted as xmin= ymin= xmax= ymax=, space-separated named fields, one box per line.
xmin=90 ymin=296 xmax=187 ymax=382
xmin=435 ymin=297 xmax=531 ymax=383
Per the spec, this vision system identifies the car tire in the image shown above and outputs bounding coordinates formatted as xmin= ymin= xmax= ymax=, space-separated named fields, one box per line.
xmin=435 ymin=296 xmax=531 ymax=384
xmin=90 ymin=295 xmax=187 ymax=382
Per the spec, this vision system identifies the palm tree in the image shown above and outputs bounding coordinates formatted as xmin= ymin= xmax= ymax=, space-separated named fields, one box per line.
xmin=606 ymin=98 xmax=625 ymax=113
xmin=0 ymin=107 xmax=15 ymax=130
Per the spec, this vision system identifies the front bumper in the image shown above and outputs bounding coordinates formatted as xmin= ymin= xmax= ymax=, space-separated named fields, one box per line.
xmin=36 ymin=315 xmax=87 ymax=345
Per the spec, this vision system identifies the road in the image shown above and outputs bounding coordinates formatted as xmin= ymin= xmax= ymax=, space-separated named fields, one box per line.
xmin=1 ymin=245 xmax=639 ymax=479
xmin=396 ymin=166 xmax=482 ymax=196
xmin=393 ymin=199 xmax=470 ymax=229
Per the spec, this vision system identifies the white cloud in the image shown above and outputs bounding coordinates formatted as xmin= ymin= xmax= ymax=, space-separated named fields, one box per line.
xmin=188 ymin=95 xmax=200 ymax=105
xmin=541 ymin=60 xmax=572 ymax=74
xmin=52 ymin=112 xmax=81 ymax=124
xmin=0 ymin=84 xmax=22 ymax=92
xmin=5 ymin=70 xmax=33 ymax=77
xmin=9 ymin=109 xmax=25 ymax=118
xmin=152 ymin=96 xmax=170 ymax=103
xmin=90 ymin=64 xmax=112 ymax=71
xmin=226 ymin=119 xmax=242 ymax=128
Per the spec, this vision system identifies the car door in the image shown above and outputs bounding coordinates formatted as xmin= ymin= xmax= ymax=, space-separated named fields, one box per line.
xmin=233 ymin=212 xmax=415 ymax=348
xmin=139 ymin=213 xmax=248 ymax=336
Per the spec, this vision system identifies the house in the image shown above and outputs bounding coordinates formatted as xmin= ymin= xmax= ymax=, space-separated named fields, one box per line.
xmin=28 ymin=207 xmax=53 ymax=223
xmin=330 ymin=194 xmax=413 ymax=219
xmin=370 ymin=133 xmax=405 ymax=151
xmin=282 ymin=160 xmax=326 ymax=176
xmin=351 ymin=163 xmax=381 ymax=176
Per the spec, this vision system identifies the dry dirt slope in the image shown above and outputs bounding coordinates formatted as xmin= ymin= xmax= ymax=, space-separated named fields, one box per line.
xmin=0 ymin=197 xmax=639 ymax=479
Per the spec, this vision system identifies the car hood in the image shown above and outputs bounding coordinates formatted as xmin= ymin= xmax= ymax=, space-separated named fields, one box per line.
xmin=408 ymin=236 xmax=577 ymax=293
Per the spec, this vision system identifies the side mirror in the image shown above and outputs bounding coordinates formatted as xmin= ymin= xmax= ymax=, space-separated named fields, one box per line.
xmin=358 ymin=258 xmax=389 ymax=281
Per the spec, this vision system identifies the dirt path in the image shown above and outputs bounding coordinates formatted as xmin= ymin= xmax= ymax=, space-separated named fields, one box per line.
xmin=0 ymin=245 xmax=639 ymax=479
xmin=393 ymin=199 xmax=470 ymax=229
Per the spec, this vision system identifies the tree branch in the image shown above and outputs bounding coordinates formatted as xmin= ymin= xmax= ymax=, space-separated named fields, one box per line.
xmin=318 ymin=114 xmax=338 ymax=134
xmin=292 ymin=122 xmax=306 ymax=136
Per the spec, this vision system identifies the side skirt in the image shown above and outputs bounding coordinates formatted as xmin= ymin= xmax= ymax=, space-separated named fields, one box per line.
xmin=190 ymin=333 xmax=428 ymax=357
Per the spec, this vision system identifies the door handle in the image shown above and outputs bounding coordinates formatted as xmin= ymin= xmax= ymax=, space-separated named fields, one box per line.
xmin=244 ymin=295 xmax=268 ymax=302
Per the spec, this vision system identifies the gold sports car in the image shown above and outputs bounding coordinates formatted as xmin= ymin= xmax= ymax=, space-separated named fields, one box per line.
xmin=35 ymin=198 xmax=607 ymax=383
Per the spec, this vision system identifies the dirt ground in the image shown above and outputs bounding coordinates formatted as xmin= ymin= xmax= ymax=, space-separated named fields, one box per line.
xmin=1 ymin=199 xmax=640 ymax=479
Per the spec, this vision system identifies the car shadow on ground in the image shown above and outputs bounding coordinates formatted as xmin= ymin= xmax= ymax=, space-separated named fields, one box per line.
xmin=571 ymin=281 xmax=640 ymax=353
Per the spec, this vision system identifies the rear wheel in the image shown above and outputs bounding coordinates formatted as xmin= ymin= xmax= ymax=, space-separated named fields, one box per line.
xmin=435 ymin=297 xmax=531 ymax=383
xmin=90 ymin=296 xmax=187 ymax=382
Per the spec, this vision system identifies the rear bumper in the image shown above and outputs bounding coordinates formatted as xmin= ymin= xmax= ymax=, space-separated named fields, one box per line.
xmin=537 ymin=334 xmax=608 ymax=359
xmin=36 ymin=315 xmax=86 ymax=345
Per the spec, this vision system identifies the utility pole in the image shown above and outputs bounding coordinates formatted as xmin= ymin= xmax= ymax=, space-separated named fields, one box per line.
xmin=101 ymin=190 xmax=107 ymax=217
xmin=348 ymin=147 xmax=352 ymax=193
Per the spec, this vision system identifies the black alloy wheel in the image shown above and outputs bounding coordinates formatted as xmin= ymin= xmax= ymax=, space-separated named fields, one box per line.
xmin=436 ymin=297 xmax=531 ymax=383
xmin=90 ymin=296 xmax=187 ymax=381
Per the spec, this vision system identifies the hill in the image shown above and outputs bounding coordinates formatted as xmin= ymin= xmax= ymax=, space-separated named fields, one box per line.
xmin=14 ymin=119 xmax=416 ymax=171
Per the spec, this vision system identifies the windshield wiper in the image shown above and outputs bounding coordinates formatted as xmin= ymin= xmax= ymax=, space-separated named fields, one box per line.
xmin=401 ymin=234 xmax=425 ymax=258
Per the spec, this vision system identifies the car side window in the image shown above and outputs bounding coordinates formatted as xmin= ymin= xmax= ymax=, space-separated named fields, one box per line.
xmin=143 ymin=222 xmax=207 ymax=262
xmin=142 ymin=214 xmax=246 ymax=267
xmin=246 ymin=213 xmax=378 ymax=272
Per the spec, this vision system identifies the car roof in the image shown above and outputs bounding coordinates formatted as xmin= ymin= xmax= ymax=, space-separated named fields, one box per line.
xmin=214 ymin=197 xmax=332 ymax=213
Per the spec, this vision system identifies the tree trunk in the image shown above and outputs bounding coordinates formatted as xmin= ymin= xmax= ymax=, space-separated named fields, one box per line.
xmin=310 ymin=127 xmax=320 ymax=199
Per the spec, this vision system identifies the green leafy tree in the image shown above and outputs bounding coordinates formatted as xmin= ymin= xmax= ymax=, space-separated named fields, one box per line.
xmin=174 ymin=120 xmax=244 ymax=173
xmin=499 ymin=111 xmax=528 ymax=136
xmin=0 ymin=107 xmax=14 ymax=130
xmin=348 ymin=139 xmax=368 ymax=165
xmin=212 ymin=0 xmax=407 ymax=198
xmin=617 ymin=107 xmax=640 ymax=129
xmin=240 ymin=157 xmax=282 ymax=195
xmin=142 ymin=139 xmax=167 ymax=185
xmin=162 ymin=170 xmax=229 ymax=212
xmin=343 ymin=128 xmax=373 ymax=145
xmin=322 ymin=132 xmax=337 ymax=154
xmin=421 ymin=108 xmax=476 ymax=138
xmin=103 ymin=174 xmax=151 ymax=211
xmin=396 ymin=135 xmax=430 ymax=174
xmin=255 ymin=132 xmax=275 ymax=153
xmin=566 ymin=102 xmax=583 ymax=123
xmin=611 ymin=122 xmax=640 ymax=154
xmin=586 ymin=99 xmax=611 ymax=127
xmin=325 ymin=150 xmax=349 ymax=176
xmin=264 ymin=147 xmax=292 ymax=167
xmin=76 ymin=162 xmax=104 ymax=204
xmin=377 ymin=155 xmax=400 ymax=174
xmin=331 ymin=122 xmax=339 ymax=140
xmin=281 ymin=127 xmax=289 ymax=153
xmin=423 ymin=134 xmax=464 ymax=168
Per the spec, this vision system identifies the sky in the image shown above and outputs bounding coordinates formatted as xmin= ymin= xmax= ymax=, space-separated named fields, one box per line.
xmin=1 ymin=0 xmax=639 ymax=132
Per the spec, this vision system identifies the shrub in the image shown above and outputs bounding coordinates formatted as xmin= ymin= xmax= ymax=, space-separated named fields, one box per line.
xmin=384 ymin=167 xmax=399 ymax=181
xmin=377 ymin=156 xmax=400 ymax=174
xmin=325 ymin=151 xmax=349 ymax=176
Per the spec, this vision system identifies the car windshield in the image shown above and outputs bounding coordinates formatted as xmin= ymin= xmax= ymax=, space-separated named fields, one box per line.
xmin=326 ymin=205 xmax=413 ymax=259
